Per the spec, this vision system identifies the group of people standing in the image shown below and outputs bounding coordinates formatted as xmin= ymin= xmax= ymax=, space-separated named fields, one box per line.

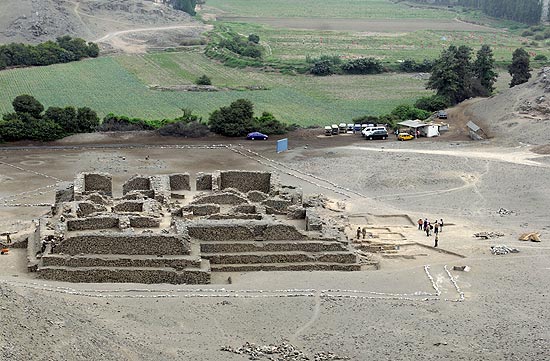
xmin=418 ymin=218 xmax=443 ymax=247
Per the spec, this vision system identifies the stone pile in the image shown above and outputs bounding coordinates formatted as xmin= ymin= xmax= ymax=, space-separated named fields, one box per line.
xmin=490 ymin=245 xmax=519 ymax=255
xmin=220 ymin=342 xmax=350 ymax=361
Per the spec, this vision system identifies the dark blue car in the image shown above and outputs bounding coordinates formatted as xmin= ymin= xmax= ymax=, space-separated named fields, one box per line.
xmin=246 ymin=132 xmax=269 ymax=140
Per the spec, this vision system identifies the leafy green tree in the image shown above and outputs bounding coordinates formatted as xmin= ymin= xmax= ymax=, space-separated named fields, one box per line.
xmin=209 ymin=99 xmax=255 ymax=137
xmin=0 ymin=119 xmax=28 ymax=141
xmin=76 ymin=107 xmax=100 ymax=133
xmin=248 ymin=34 xmax=260 ymax=44
xmin=391 ymin=104 xmax=431 ymax=120
xmin=341 ymin=58 xmax=384 ymax=74
xmin=12 ymin=95 xmax=44 ymax=118
xmin=414 ymin=95 xmax=450 ymax=112
xmin=195 ymin=74 xmax=212 ymax=85
xmin=474 ymin=45 xmax=498 ymax=94
xmin=254 ymin=112 xmax=287 ymax=135
xmin=310 ymin=60 xmax=335 ymax=76
xmin=427 ymin=46 xmax=461 ymax=104
xmin=509 ymin=48 xmax=532 ymax=87
xmin=172 ymin=0 xmax=197 ymax=15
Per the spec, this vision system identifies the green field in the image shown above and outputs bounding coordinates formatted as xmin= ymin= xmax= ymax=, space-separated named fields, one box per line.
xmin=0 ymin=53 xmax=431 ymax=125
xmin=205 ymin=0 xmax=456 ymax=19
xmin=0 ymin=0 xmax=544 ymax=127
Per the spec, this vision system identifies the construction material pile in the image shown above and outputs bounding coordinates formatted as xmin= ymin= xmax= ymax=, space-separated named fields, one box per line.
xmin=220 ymin=342 xmax=350 ymax=360
xmin=518 ymin=232 xmax=541 ymax=242
xmin=490 ymin=245 xmax=519 ymax=255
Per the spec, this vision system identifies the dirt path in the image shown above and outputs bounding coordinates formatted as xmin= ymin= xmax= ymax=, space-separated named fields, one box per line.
xmin=343 ymin=144 xmax=548 ymax=167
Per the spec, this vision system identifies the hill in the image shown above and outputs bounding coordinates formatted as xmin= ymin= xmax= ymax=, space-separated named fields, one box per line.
xmin=0 ymin=0 xmax=207 ymax=52
xmin=457 ymin=67 xmax=550 ymax=146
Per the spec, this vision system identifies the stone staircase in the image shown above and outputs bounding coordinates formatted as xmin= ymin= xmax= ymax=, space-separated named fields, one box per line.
xmin=37 ymin=232 xmax=210 ymax=284
xmin=199 ymin=239 xmax=360 ymax=272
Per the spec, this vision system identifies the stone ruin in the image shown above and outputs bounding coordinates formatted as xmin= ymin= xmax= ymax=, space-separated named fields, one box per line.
xmin=28 ymin=171 xmax=360 ymax=284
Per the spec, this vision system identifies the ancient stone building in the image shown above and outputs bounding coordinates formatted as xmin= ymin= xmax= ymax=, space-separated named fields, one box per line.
xmin=29 ymin=171 xmax=360 ymax=284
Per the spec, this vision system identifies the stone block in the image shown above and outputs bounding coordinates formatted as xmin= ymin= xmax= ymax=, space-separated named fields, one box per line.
xmin=287 ymin=205 xmax=306 ymax=219
xmin=76 ymin=202 xmax=107 ymax=217
xmin=247 ymin=190 xmax=269 ymax=202
xmin=169 ymin=173 xmax=190 ymax=191
xmin=196 ymin=173 xmax=213 ymax=191
xmin=220 ymin=171 xmax=271 ymax=193
xmin=114 ymin=201 xmax=144 ymax=213
xmin=129 ymin=216 xmax=161 ymax=228
xmin=67 ymin=216 xmax=119 ymax=231
xmin=306 ymin=209 xmax=323 ymax=231
xmin=231 ymin=204 xmax=257 ymax=214
xmin=184 ymin=204 xmax=220 ymax=216
xmin=83 ymin=173 xmax=112 ymax=196
xmin=123 ymin=175 xmax=151 ymax=195
xmin=192 ymin=193 xmax=249 ymax=205
xmin=55 ymin=182 xmax=74 ymax=204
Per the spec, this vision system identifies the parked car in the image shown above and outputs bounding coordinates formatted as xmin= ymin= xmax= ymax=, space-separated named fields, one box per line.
xmin=246 ymin=132 xmax=268 ymax=140
xmin=437 ymin=110 xmax=448 ymax=119
xmin=398 ymin=133 xmax=414 ymax=141
xmin=362 ymin=125 xmax=387 ymax=138
xmin=366 ymin=129 xmax=388 ymax=140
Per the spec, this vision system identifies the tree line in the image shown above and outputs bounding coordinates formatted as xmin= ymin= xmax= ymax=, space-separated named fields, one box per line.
xmin=0 ymin=36 xmax=99 ymax=70
xmin=409 ymin=0 xmax=543 ymax=24
xmin=0 ymin=95 xmax=290 ymax=142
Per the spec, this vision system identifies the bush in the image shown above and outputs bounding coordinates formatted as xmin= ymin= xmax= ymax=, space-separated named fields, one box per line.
xmin=391 ymin=104 xmax=430 ymax=121
xmin=310 ymin=60 xmax=335 ymax=76
xmin=209 ymin=99 xmax=256 ymax=137
xmin=0 ymin=119 xmax=27 ymax=141
xmin=352 ymin=115 xmax=379 ymax=124
xmin=522 ymin=30 xmax=534 ymax=37
xmin=195 ymin=74 xmax=212 ymax=85
xmin=12 ymin=94 xmax=44 ymax=117
xmin=248 ymin=34 xmax=260 ymax=44
xmin=544 ymin=29 xmax=550 ymax=39
xmin=98 ymin=114 xmax=155 ymax=131
xmin=341 ymin=57 xmax=384 ymax=74
xmin=534 ymin=34 xmax=545 ymax=41
xmin=254 ymin=112 xmax=287 ymax=135
xmin=414 ymin=95 xmax=450 ymax=112
xmin=157 ymin=121 xmax=209 ymax=137
xmin=399 ymin=59 xmax=433 ymax=73
xmin=534 ymin=54 xmax=548 ymax=61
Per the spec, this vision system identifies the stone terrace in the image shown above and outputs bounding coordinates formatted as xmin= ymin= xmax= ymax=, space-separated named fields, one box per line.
xmin=30 ymin=171 xmax=360 ymax=284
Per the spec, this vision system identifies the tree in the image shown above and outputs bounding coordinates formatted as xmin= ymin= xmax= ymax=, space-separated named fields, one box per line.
xmin=414 ymin=95 xmax=450 ymax=112
xmin=172 ymin=0 xmax=197 ymax=15
xmin=509 ymin=48 xmax=531 ymax=87
xmin=12 ymin=95 xmax=44 ymax=118
xmin=195 ymin=74 xmax=212 ymax=85
xmin=208 ymin=99 xmax=256 ymax=137
xmin=310 ymin=60 xmax=335 ymax=76
xmin=341 ymin=58 xmax=384 ymax=74
xmin=474 ymin=44 xmax=498 ymax=94
xmin=427 ymin=46 xmax=461 ymax=104
xmin=254 ymin=112 xmax=287 ymax=135
xmin=248 ymin=34 xmax=260 ymax=44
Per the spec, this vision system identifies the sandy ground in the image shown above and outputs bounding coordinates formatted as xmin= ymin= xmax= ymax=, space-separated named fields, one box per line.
xmin=1 ymin=131 xmax=549 ymax=360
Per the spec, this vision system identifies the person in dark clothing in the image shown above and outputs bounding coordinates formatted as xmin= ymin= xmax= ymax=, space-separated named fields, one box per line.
xmin=434 ymin=234 xmax=439 ymax=247
xmin=361 ymin=227 xmax=367 ymax=239
xmin=356 ymin=227 xmax=361 ymax=240
xmin=418 ymin=218 xmax=423 ymax=230
xmin=423 ymin=219 xmax=428 ymax=231
xmin=439 ymin=219 xmax=444 ymax=233
xmin=434 ymin=222 xmax=439 ymax=235
xmin=426 ymin=223 xmax=430 ymax=237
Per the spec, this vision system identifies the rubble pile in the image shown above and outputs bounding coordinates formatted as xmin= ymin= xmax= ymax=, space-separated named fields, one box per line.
xmin=474 ymin=231 xmax=505 ymax=239
xmin=518 ymin=232 xmax=541 ymax=242
xmin=497 ymin=208 xmax=515 ymax=216
xmin=220 ymin=342 xmax=350 ymax=361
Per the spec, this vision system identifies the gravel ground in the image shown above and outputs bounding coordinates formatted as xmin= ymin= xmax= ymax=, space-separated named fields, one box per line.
xmin=1 ymin=131 xmax=549 ymax=360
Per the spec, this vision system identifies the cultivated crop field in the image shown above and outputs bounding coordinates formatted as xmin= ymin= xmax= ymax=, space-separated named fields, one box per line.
xmin=0 ymin=53 xmax=431 ymax=125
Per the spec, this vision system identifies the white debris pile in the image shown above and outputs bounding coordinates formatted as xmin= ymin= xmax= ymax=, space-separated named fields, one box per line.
xmin=490 ymin=245 xmax=519 ymax=255
xmin=220 ymin=342 xmax=350 ymax=361
xmin=497 ymin=208 xmax=515 ymax=216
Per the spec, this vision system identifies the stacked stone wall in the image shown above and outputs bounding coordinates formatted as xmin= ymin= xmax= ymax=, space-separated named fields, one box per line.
xmin=54 ymin=233 xmax=189 ymax=255
xmin=169 ymin=173 xmax=190 ymax=191
xmin=122 ymin=175 xmax=151 ymax=195
xmin=67 ymin=216 xmax=120 ymax=231
xmin=196 ymin=173 xmax=213 ymax=190
xmin=220 ymin=171 xmax=271 ymax=193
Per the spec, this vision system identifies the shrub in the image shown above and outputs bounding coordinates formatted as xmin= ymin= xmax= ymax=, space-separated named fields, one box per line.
xmin=352 ymin=115 xmax=379 ymax=124
xmin=157 ymin=121 xmax=209 ymax=137
xmin=544 ymin=29 xmax=550 ymax=39
xmin=414 ymin=95 xmax=450 ymax=112
xmin=0 ymin=119 xmax=28 ymax=141
xmin=248 ymin=34 xmax=260 ymax=44
xmin=310 ymin=60 xmax=335 ymax=76
xmin=534 ymin=34 xmax=545 ymax=41
xmin=254 ymin=112 xmax=287 ymax=135
xmin=522 ymin=30 xmax=534 ymax=37
xmin=209 ymin=99 xmax=256 ymax=137
xmin=195 ymin=74 xmax=212 ymax=85
xmin=399 ymin=59 xmax=433 ymax=73
xmin=341 ymin=57 xmax=384 ymax=74
xmin=98 ymin=114 xmax=155 ymax=131
xmin=534 ymin=54 xmax=548 ymax=61
xmin=12 ymin=95 xmax=44 ymax=117
xmin=391 ymin=104 xmax=430 ymax=121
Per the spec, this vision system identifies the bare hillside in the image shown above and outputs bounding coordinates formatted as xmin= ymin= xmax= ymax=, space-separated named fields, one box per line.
xmin=0 ymin=0 xmax=208 ymax=52
xmin=462 ymin=67 xmax=550 ymax=147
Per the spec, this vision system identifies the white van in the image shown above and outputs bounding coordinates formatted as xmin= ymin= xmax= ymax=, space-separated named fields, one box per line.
xmin=362 ymin=125 xmax=387 ymax=137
